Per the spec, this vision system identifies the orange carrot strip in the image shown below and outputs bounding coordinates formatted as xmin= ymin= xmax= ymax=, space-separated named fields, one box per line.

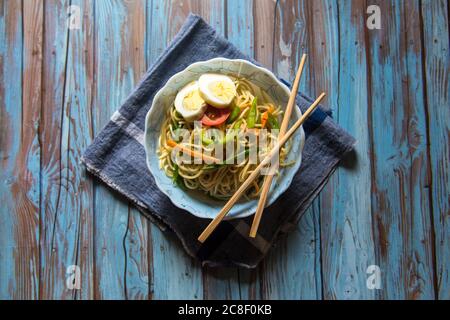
xmin=167 ymin=140 xmax=220 ymax=163
xmin=261 ymin=111 xmax=269 ymax=129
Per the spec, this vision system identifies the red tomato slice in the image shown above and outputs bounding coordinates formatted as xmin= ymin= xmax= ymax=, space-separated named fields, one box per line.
xmin=201 ymin=105 xmax=231 ymax=126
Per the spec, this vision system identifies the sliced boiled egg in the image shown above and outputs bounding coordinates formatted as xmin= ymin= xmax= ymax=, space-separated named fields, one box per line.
xmin=174 ymin=81 xmax=208 ymax=121
xmin=198 ymin=74 xmax=237 ymax=109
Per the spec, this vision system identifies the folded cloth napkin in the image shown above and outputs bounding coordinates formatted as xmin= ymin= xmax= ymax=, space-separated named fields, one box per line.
xmin=82 ymin=14 xmax=355 ymax=268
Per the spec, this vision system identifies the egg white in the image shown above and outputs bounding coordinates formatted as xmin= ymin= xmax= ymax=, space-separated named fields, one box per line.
xmin=174 ymin=81 xmax=207 ymax=121
xmin=198 ymin=74 xmax=236 ymax=109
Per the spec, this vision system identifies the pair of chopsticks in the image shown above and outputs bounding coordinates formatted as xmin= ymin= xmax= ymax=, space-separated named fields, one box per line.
xmin=250 ymin=54 xmax=307 ymax=237
xmin=198 ymin=54 xmax=325 ymax=243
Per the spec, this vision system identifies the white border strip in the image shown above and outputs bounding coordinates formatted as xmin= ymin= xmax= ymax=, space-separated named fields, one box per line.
xmin=111 ymin=111 xmax=145 ymax=146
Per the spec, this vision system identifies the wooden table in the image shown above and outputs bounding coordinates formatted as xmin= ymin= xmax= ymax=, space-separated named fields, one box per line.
xmin=1 ymin=0 xmax=448 ymax=300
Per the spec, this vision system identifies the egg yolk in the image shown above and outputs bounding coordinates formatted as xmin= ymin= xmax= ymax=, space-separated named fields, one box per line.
xmin=209 ymin=81 xmax=235 ymax=101
xmin=183 ymin=90 xmax=205 ymax=110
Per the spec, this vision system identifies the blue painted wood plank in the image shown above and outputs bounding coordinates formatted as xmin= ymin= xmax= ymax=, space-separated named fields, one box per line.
xmin=70 ymin=1 xmax=96 ymax=299
xmin=261 ymin=0 xmax=322 ymax=300
xmin=61 ymin=0 xmax=95 ymax=299
xmin=0 ymin=1 xmax=26 ymax=299
xmin=39 ymin=0 xmax=96 ymax=300
xmin=125 ymin=208 xmax=150 ymax=300
xmin=92 ymin=0 xmax=127 ymax=299
xmin=421 ymin=0 xmax=450 ymax=299
xmin=254 ymin=0 xmax=276 ymax=69
xmin=18 ymin=0 xmax=43 ymax=300
xmin=39 ymin=0 xmax=71 ymax=299
xmin=146 ymin=0 xmax=208 ymax=300
xmin=367 ymin=0 xmax=435 ymax=299
xmin=227 ymin=0 xmax=254 ymax=54
xmin=273 ymin=0 xmax=312 ymax=96
xmin=319 ymin=0 xmax=376 ymax=299
xmin=0 ymin=0 xmax=42 ymax=300
xmin=202 ymin=267 xmax=242 ymax=300
xmin=261 ymin=206 xmax=322 ymax=299
xmin=93 ymin=0 xmax=147 ymax=299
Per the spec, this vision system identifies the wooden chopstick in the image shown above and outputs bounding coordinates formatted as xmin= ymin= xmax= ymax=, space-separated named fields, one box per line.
xmin=197 ymin=92 xmax=326 ymax=243
xmin=249 ymin=54 xmax=307 ymax=238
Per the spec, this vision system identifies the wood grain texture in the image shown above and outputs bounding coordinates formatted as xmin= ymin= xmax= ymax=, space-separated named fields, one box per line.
xmin=92 ymin=2 xmax=128 ymax=297
xmin=0 ymin=0 xmax=41 ymax=300
xmin=92 ymin=0 xmax=147 ymax=299
xmin=420 ymin=0 xmax=450 ymax=299
xmin=68 ymin=0 xmax=95 ymax=299
xmin=39 ymin=0 xmax=95 ymax=300
xmin=17 ymin=0 xmax=43 ymax=300
xmin=319 ymin=0 xmax=376 ymax=299
xmin=261 ymin=0 xmax=322 ymax=299
xmin=125 ymin=207 xmax=150 ymax=300
xmin=367 ymin=0 xmax=435 ymax=299
xmin=39 ymin=0 xmax=70 ymax=299
xmin=253 ymin=0 xmax=276 ymax=69
xmin=0 ymin=1 xmax=27 ymax=299
xmin=1 ymin=0 xmax=449 ymax=300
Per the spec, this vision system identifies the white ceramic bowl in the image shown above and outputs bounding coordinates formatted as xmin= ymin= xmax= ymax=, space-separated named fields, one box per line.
xmin=144 ymin=58 xmax=305 ymax=219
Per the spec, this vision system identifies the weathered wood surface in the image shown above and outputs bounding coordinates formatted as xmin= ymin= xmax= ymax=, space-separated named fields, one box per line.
xmin=368 ymin=0 xmax=436 ymax=299
xmin=0 ymin=0 xmax=448 ymax=300
xmin=421 ymin=0 xmax=449 ymax=299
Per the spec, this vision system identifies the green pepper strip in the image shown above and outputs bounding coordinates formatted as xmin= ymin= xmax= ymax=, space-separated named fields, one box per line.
xmin=246 ymin=97 xmax=257 ymax=128
xmin=203 ymin=129 xmax=236 ymax=146
xmin=227 ymin=105 xmax=241 ymax=124
xmin=201 ymin=130 xmax=214 ymax=145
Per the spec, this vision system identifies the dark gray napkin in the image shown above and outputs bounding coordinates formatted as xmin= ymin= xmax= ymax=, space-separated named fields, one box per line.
xmin=82 ymin=14 xmax=355 ymax=268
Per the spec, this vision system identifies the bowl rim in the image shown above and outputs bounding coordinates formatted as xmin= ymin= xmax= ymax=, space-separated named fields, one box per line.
xmin=144 ymin=57 xmax=305 ymax=219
